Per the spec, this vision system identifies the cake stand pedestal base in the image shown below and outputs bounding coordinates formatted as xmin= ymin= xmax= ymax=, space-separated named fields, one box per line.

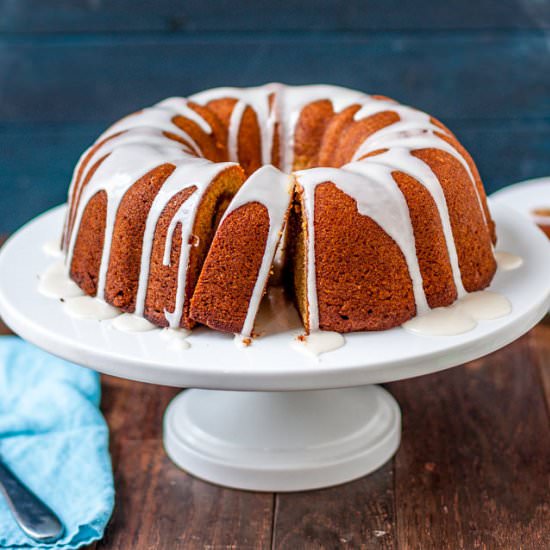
xmin=2 ymin=203 xmax=549 ymax=493
xmin=163 ymin=385 xmax=401 ymax=491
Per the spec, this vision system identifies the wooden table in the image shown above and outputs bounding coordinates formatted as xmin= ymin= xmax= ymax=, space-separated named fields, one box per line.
xmin=89 ymin=320 xmax=550 ymax=549
xmin=2 ymin=323 xmax=548 ymax=548
xmin=0 ymin=238 xmax=548 ymax=548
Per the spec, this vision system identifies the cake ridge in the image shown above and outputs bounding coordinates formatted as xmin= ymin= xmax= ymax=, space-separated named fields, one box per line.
xmin=134 ymin=159 xmax=236 ymax=327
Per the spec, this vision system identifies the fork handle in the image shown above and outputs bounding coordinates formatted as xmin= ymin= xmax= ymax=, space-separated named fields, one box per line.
xmin=0 ymin=458 xmax=64 ymax=543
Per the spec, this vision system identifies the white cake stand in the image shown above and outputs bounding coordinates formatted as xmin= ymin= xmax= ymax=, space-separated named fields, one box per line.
xmin=491 ymin=177 xmax=550 ymax=312
xmin=491 ymin=176 xmax=550 ymax=216
xmin=0 ymin=203 xmax=549 ymax=491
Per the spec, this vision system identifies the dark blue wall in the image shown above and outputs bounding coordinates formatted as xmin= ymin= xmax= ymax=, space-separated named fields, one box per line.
xmin=1 ymin=1 xmax=549 ymax=232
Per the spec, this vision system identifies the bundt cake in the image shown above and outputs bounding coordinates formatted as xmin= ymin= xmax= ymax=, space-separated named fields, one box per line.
xmin=62 ymin=83 xmax=497 ymax=338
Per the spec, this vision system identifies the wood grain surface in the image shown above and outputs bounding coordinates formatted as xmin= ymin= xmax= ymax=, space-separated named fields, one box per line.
xmin=90 ymin=317 xmax=550 ymax=549
xmin=0 ymin=231 xmax=549 ymax=548
xmin=1 ymin=1 xmax=550 ymax=233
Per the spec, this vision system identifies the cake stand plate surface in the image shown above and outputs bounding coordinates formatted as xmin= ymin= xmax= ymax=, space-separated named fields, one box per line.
xmin=491 ymin=177 xmax=550 ymax=312
xmin=491 ymin=176 xmax=550 ymax=217
xmin=0 ymin=202 xmax=549 ymax=491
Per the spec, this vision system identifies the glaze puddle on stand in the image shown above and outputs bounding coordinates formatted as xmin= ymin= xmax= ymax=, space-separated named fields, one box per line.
xmin=291 ymin=331 xmax=346 ymax=358
xmin=403 ymin=290 xmax=511 ymax=336
xmin=38 ymin=262 xmax=84 ymax=300
xmin=495 ymin=251 xmax=523 ymax=271
xmin=42 ymin=239 xmax=63 ymax=259
xmin=111 ymin=313 xmax=157 ymax=332
xmin=161 ymin=328 xmax=192 ymax=350
xmin=64 ymin=296 xmax=120 ymax=320
xmin=37 ymin=246 xmax=521 ymax=354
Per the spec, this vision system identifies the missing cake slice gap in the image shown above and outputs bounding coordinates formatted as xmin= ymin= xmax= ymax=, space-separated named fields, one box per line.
xmin=189 ymin=165 xmax=294 ymax=338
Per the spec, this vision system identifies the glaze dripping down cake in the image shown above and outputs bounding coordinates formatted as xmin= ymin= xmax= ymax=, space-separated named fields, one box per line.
xmin=62 ymin=84 xmax=497 ymax=338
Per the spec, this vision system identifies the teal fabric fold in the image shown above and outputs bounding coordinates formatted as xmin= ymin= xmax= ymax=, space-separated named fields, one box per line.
xmin=0 ymin=336 xmax=114 ymax=548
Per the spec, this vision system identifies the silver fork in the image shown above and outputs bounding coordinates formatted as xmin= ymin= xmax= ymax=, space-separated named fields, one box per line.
xmin=0 ymin=454 xmax=64 ymax=543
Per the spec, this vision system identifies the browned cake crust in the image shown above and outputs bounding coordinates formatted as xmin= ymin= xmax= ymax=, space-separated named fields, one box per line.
xmin=69 ymin=190 xmax=107 ymax=295
xmin=189 ymin=202 xmax=270 ymax=333
xmin=531 ymin=210 xmax=550 ymax=239
xmin=142 ymin=165 xmax=244 ymax=329
xmin=104 ymin=164 xmax=175 ymax=311
xmin=144 ymin=186 xmax=198 ymax=327
xmin=413 ymin=148 xmax=496 ymax=292
xmin=392 ymin=170 xmax=458 ymax=309
xmin=204 ymin=98 xmax=263 ymax=177
xmin=310 ymin=182 xmax=416 ymax=332
xmin=69 ymin=161 xmax=244 ymax=329
xmin=292 ymin=99 xmax=334 ymax=170
xmin=285 ymin=104 xmax=496 ymax=333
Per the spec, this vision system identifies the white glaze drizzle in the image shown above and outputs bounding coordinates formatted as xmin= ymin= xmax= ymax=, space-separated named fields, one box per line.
xmin=63 ymin=97 xmax=237 ymax=328
xmin=351 ymin=105 xmax=487 ymax=225
xmin=64 ymin=127 xmax=196 ymax=253
xmin=402 ymin=306 xmax=477 ymax=336
xmin=63 ymin=84 xmax=495 ymax=334
xmin=67 ymin=143 xmax=185 ymax=300
xmin=64 ymin=100 xmax=217 ymax=248
xmin=99 ymin=105 xmax=203 ymax=152
xmin=531 ymin=212 xmax=550 ymax=227
xmin=350 ymin=148 xmax=467 ymax=297
xmin=133 ymin=159 xmax=234 ymax=327
xmin=191 ymin=84 xmax=278 ymax=167
xmin=168 ymin=338 xmax=191 ymax=351
xmin=455 ymin=290 xmax=512 ymax=320
xmin=191 ymin=84 xmax=366 ymax=172
xmin=276 ymin=85 xmax=367 ymax=172
xmin=296 ymin=164 xmax=429 ymax=330
xmin=227 ymin=100 xmax=248 ymax=163
xmin=220 ymin=165 xmax=293 ymax=337
xmin=155 ymin=97 xmax=213 ymax=133
xmin=191 ymin=84 xmax=490 ymax=331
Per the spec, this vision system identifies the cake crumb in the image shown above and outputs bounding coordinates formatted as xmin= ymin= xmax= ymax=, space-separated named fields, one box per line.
xmin=424 ymin=462 xmax=436 ymax=472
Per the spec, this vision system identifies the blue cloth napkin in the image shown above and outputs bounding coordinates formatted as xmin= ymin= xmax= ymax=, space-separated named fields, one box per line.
xmin=0 ymin=336 xmax=114 ymax=548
